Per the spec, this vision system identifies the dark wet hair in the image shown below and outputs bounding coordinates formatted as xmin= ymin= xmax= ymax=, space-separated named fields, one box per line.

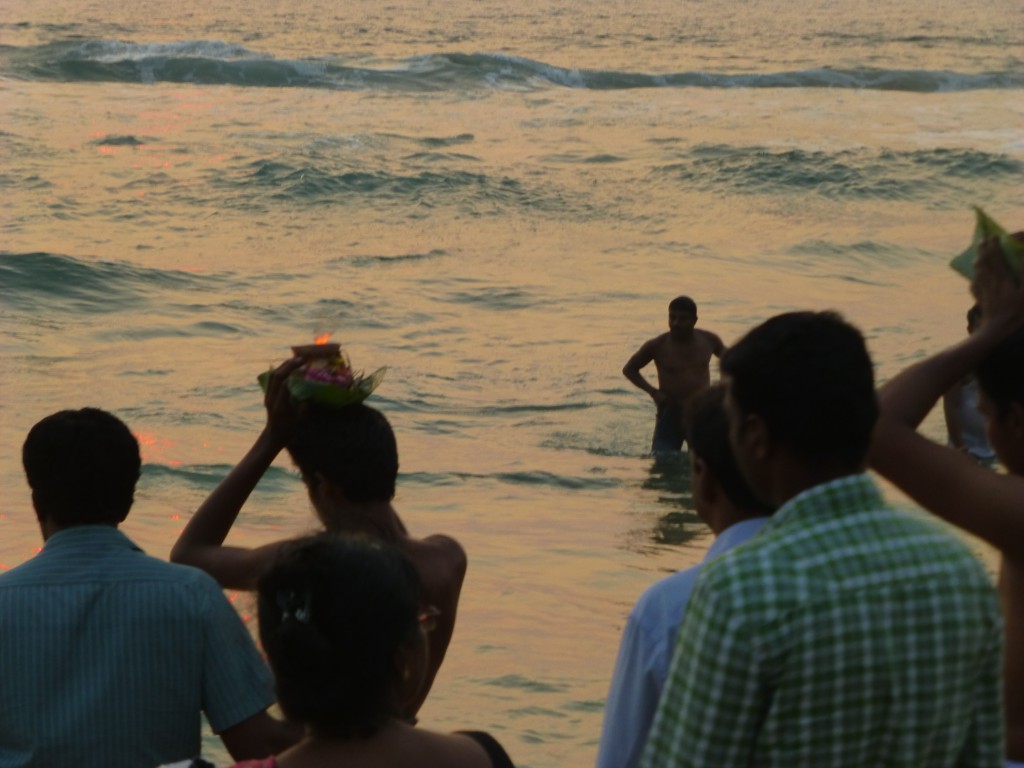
xmin=669 ymin=296 xmax=697 ymax=314
xmin=22 ymin=408 xmax=140 ymax=527
xmin=976 ymin=326 xmax=1024 ymax=419
xmin=257 ymin=534 xmax=421 ymax=739
xmin=687 ymin=386 xmax=773 ymax=515
xmin=286 ymin=402 xmax=398 ymax=504
xmin=721 ymin=311 xmax=878 ymax=472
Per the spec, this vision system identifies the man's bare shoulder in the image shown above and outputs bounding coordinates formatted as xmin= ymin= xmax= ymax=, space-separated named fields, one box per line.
xmin=404 ymin=534 xmax=468 ymax=580
xmin=696 ymin=328 xmax=726 ymax=355
xmin=641 ymin=332 xmax=673 ymax=352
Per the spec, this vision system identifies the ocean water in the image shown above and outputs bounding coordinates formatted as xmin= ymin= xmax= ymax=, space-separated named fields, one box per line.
xmin=1 ymin=0 xmax=1023 ymax=764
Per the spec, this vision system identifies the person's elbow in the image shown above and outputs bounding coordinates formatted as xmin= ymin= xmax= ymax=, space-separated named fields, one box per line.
xmin=168 ymin=538 xmax=194 ymax=566
xmin=219 ymin=710 xmax=301 ymax=761
xmin=452 ymin=541 xmax=469 ymax=584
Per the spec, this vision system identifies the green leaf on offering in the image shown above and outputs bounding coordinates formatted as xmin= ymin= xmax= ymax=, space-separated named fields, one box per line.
xmin=950 ymin=206 xmax=1024 ymax=281
xmin=257 ymin=366 xmax=387 ymax=407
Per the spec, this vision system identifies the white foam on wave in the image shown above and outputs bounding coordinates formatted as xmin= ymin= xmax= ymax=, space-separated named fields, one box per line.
xmin=77 ymin=39 xmax=264 ymax=63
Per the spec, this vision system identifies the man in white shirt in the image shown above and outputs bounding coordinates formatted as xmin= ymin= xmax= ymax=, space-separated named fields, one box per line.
xmin=596 ymin=385 xmax=772 ymax=768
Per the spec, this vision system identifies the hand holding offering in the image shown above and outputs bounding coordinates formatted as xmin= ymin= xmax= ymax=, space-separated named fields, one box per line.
xmin=259 ymin=341 xmax=386 ymax=407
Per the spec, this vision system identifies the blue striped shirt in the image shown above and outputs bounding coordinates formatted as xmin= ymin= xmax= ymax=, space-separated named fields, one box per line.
xmin=0 ymin=525 xmax=275 ymax=768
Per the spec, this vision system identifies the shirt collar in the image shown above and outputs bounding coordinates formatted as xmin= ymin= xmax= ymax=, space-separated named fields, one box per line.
xmin=704 ymin=516 xmax=771 ymax=561
xmin=42 ymin=525 xmax=143 ymax=554
xmin=768 ymin=473 xmax=884 ymax=530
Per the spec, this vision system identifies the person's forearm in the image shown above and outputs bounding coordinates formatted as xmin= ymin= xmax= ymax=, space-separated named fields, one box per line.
xmin=878 ymin=329 xmax=1005 ymax=428
xmin=624 ymin=367 xmax=658 ymax=397
xmin=172 ymin=429 xmax=284 ymax=558
xmin=221 ymin=710 xmax=302 ymax=760
xmin=941 ymin=397 xmax=963 ymax=449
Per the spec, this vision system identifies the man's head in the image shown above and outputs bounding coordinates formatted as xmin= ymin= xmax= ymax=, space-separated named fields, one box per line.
xmin=975 ymin=326 xmax=1024 ymax=474
xmin=286 ymin=402 xmax=398 ymax=509
xmin=23 ymin=408 xmax=141 ymax=530
xmin=721 ymin=311 xmax=878 ymax=502
xmin=668 ymin=295 xmax=697 ymax=339
xmin=687 ymin=385 xmax=774 ymax=528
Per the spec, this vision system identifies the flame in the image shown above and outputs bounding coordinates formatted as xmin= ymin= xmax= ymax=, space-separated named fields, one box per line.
xmin=314 ymin=333 xmax=332 ymax=345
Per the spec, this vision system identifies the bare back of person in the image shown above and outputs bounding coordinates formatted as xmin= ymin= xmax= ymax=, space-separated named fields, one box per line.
xmin=272 ymin=719 xmax=510 ymax=768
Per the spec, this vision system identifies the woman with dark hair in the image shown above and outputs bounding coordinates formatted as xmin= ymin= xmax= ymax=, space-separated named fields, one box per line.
xmin=228 ymin=534 xmax=513 ymax=768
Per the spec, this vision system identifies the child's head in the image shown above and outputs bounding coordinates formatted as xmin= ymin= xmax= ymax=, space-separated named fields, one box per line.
xmin=257 ymin=534 xmax=422 ymax=739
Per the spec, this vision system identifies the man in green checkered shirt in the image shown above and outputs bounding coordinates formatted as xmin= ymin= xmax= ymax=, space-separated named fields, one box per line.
xmin=639 ymin=311 xmax=1003 ymax=767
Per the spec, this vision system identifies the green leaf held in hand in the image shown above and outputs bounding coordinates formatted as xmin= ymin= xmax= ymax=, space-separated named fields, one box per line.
xmin=950 ymin=206 xmax=1024 ymax=281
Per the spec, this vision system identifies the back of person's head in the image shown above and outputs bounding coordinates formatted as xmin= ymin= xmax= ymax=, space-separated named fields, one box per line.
xmin=669 ymin=295 xmax=697 ymax=314
xmin=721 ymin=311 xmax=878 ymax=472
xmin=687 ymin=386 xmax=773 ymax=515
xmin=976 ymin=326 xmax=1024 ymax=418
xmin=22 ymin=408 xmax=141 ymax=527
xmin=257 ymin=534 xmax=420 ymax=739
xmin=286 ymin=402 xmax=398 ymax=504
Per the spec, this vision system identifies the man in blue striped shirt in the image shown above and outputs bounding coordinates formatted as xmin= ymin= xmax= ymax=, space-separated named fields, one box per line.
xmin=0 ymin=408 xmax=298 ymax=768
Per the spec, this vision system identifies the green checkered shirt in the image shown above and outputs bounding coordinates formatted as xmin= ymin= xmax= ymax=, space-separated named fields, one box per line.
xmin=639 ymin=474 xmax=1003 ymax=767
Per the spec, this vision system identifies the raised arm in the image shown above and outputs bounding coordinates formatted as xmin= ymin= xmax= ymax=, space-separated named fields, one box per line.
xmin=171 ymin=358 xmax=304 ymax=589
xmin=941 ymin=383 xmax=968 ymax=452
xmin=219 ymin=707 xmax=303 ymax=760
xmin=868 ymin=235 xmax=1024 ymax=560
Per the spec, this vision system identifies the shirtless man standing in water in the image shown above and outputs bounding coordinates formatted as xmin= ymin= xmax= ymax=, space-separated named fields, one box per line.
xmin=623 ymin=296 xmax=725 ymax=453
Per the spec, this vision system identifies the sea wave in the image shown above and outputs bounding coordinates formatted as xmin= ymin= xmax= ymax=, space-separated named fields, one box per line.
xmin=140 ymin=462 xmax=298 ymax=492
xmin=2 ymin=40 xmax=1020 ymax=92
xmin=655 ymin=145 xmax=1024 ymax=201
xmin=0 ymin=251 xmax=227 ymax=313
xmin=212 ymin=158 xmax=579 ymax=216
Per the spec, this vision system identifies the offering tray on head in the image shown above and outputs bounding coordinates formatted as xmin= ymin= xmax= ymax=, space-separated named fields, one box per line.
xmin=259 ymin=342 xmax=386 ymax=407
